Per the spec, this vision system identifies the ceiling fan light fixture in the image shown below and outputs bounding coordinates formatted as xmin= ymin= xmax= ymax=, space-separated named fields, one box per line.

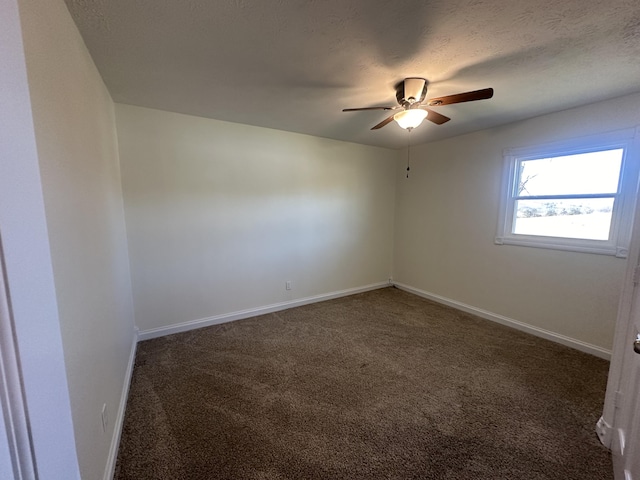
xmin=394 ymin=109 xmax=428 ymax=129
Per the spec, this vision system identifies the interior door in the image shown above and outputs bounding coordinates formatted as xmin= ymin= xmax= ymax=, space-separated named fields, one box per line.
xmin=612 ymin=265 xmax=640 ymax=480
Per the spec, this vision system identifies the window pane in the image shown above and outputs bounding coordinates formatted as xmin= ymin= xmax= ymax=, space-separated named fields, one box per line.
xmin=513 ymin=198 xmax=614 ymax=240
xmin=517 ymin=149 xmax=623 ymax=197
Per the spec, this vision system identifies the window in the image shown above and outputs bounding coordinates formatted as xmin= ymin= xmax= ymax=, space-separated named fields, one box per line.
xmin=496 ymin=128 xmax=639 ymax=257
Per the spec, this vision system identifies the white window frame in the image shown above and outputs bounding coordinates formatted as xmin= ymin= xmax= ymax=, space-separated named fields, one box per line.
xmin=496 ymin=127 xmax=640 ymax=258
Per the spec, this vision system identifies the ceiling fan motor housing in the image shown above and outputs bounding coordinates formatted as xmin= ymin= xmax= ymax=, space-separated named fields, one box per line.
xmin=397 ymin=77 xmax=427 ymax=106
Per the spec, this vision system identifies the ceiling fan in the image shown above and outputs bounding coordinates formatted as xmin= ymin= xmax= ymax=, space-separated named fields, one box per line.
xmin=343 ymin=78 xmax=494 ymax=131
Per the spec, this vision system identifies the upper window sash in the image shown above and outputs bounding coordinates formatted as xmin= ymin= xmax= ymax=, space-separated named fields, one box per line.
xmin=512 ymin=149 xmax=624 ymax=198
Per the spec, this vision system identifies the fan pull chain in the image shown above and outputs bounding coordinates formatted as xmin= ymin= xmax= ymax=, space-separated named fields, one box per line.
xmin=406 ymin=128 xmax=412 ymax=178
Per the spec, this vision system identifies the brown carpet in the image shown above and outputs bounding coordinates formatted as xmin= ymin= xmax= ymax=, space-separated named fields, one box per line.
xmin=115 ymin=287 xmax=612 ymax=479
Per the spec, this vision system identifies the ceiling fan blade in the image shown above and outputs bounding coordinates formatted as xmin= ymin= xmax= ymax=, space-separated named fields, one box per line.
xmin=343 ymin=106 xmax=399 ymax=112
xmin=371 ymin=114 xmax=396 ymax=130
xmin=423 ymin=108 xmax=450 ymax=125
xmin=427 ymin=88 xmax=494 ymax=106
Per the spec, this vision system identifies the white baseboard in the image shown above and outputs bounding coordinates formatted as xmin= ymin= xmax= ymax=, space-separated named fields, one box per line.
xmin=103 ymin=328 xmax=138 ymax=480
xmin=137 ymin=282 xmax=389 ymax=341
xmin=393 ymin=282 xmax=611 ymax=360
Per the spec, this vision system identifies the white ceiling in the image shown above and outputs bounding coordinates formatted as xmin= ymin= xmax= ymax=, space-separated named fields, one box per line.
xmin=64 ymin=0 xmax=640 ymax=149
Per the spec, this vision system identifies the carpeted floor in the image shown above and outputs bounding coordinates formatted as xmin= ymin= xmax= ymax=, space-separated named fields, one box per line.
xmin=115 ymin=287 xmax=613 ymax=479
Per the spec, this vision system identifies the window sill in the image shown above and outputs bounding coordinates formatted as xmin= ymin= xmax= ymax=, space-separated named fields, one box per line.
xmin=494 ymin=236 xmax=628 ymax=258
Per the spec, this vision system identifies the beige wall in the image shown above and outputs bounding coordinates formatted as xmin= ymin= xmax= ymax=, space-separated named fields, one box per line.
xmin=393 ymin=93 xmax=640 ymax=351
xmin=18 ymin=0 xmax=136 ymax=478
xmin=116 ymin=104 xmax=397 ymax=333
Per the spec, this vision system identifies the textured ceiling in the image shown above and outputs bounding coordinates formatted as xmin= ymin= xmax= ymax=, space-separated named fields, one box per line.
xmin=64 ymin=0 xmax=640 ymax=149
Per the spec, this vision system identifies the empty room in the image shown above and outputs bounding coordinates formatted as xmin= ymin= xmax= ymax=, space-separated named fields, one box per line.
xmin=2 ymin=0 xmax=640 ymax=479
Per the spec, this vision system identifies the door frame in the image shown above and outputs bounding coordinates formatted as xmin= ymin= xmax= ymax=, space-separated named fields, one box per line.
xmin=0 ymin=237 xmax=36 ymax=479
xmin=0 ymin=0 xmax=81 ymax=477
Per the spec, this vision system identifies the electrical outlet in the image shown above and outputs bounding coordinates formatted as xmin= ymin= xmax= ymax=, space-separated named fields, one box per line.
xmin=285 ymin=281 xmax=292 ymax=290
xmin=101 ymin=403 xmax=108 ymax=433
